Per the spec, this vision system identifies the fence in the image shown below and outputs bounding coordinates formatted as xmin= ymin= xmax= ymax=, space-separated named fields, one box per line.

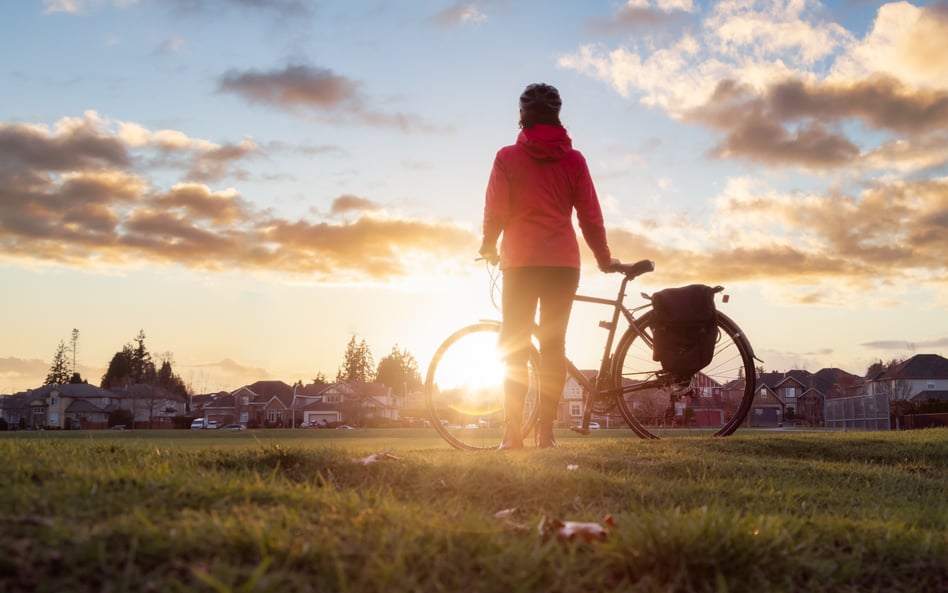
xmin=824 ymin=392 xmax=891 ymax=430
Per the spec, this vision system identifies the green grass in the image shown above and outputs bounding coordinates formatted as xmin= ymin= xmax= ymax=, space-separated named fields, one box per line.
xmin=1 ymin=428 xmax=945 ymax=592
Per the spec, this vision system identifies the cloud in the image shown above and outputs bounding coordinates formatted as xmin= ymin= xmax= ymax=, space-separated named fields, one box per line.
xmin=861 ymin=337 xmax=948 ymax=351
xmin=431 ymin=2 xmax=490 ymax=27
xmin=0 ymin=357 xmax=50 ymax=392
xmin=3 ymin=109 xmax=942 ymax=298
xmin=606 ymin=174 xmax=948 ymax=296
xmin=330 ymin=195 xmax=382 ymax=216
xmin=161 ymin=0 xmax=309 ymax=19
xmin=0 ymin=113 xmax=475 ymax=282
xmin=218 ymin=64 xmax=438 ymax=131
xmin=560 ymin=1 xmax=948 ymax=171
xmin=186 ymin=358 xmax=276 ymax=392
xmin=158 ymin=37 xmax=184 ymax=53
xmin=42 ymin=0 xmax=84 ymax=13
xmin=831 ymin=1 xmax=948 ymax=89
xmin=219 ymin=64 xmax=363 ymax=111
xmin=587 ymin=0 xmax=694 ymax=35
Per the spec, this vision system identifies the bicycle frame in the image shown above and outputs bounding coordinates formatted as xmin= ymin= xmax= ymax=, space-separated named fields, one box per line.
xmin=568 ymin=272 xmax=658 ymax=433
xmin=428 ymin=258 xmax=758 ymax=447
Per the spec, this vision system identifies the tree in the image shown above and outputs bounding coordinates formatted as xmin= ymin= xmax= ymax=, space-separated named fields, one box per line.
xmin=866 ymin=357 xmax=904 ymax=378
xmin=44 ymin=340 xmax=71 ymax=386
xmin=69 ymin=328 xmax=79 ymax=376
xmin=156 ymin=355 xmax=188 ymax=399
xmin=336 ymin=336 xmax=375 ymax=383
xmin=375 ymin=344 xmax=422 ymax=398
xmin=131 ymin=330 xmax=156 ymax=384
xmin=101 ymin=345 xmax=135 ymax=389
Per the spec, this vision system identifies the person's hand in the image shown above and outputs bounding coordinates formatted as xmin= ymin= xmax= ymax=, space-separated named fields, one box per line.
xmin=599 ymin=258 xmax=620 ymax=273
xmin=478 ymin=245 xmax=499 ymax=266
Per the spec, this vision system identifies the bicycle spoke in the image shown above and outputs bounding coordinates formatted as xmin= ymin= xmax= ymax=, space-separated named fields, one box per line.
xmin=425 ymin=322 xmax=538 ymax=451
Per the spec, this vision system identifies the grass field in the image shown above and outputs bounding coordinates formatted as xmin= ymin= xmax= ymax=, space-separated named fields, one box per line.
xmin=1 ymin=427 xmax=945 ymax=592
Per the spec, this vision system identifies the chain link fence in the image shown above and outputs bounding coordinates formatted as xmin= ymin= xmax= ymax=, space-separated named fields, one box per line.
xmin=824 ymin=392 xmax=891 ymax=430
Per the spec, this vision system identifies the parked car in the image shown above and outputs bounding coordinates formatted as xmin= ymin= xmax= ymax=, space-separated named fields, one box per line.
xmin=190 ymin=418 xmax=219 ymax=429
xmin=335 ymin=424 xmax=354 ymax=430
xmin=588 ymin=422 xmax=601 ymax=430
xmin=221 ymin=424 xmax=246 ymax=431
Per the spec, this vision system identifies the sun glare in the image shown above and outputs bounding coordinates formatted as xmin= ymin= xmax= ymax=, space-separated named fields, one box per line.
xmin=430 ymin=331 xmax=506 ymax=417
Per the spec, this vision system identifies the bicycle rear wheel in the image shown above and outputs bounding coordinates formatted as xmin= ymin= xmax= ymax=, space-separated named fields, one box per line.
xmin=613 ymin=311 xmax=757 ymax=439
xmin=425 ymin=321 xmax=539 ymax=451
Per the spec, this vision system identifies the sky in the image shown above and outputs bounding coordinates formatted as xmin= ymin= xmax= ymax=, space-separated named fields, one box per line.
xmin=1 ymin=0 xmax=947 ymax=394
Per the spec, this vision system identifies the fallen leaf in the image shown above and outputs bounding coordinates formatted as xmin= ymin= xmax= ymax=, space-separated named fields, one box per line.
xmin=351 ymin=451 xmax=401 ymax=465
xmin=494 ymin=507 xmax=520 ymax=518
xmin=539 ymin=514 xmax=615 ymax=543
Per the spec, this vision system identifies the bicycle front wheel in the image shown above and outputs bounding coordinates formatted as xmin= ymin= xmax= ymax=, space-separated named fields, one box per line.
xmin=613 ymin=311 xmax=757 ymax=439
xmin=425 ymin=321 xmax=539 ymax=451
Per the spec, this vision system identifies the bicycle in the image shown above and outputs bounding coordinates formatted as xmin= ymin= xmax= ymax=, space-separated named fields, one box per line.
xmin=425 ymin=259 xmax=760 ymax=451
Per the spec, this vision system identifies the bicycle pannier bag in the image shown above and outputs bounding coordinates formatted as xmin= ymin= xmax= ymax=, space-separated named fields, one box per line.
xmin=650 ymin=284 xmax=717 ymax=378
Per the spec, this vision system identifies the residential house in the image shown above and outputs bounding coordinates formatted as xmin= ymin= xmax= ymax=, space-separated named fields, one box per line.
xmin=560 ymin=370 xmax=746 ymax=430
xmin=748 ymin=368 xmax=864 ymax=428
xmin=196 ymin=380 xmax=295 ymax=428
xmin=867 ymin=354 xmax=948 ymax=429
xmin=325 ymin=381 xmax=397 ymax=427
xmin=749 ymin=373 xmax=789 ymax=427
xmin=0 ymin=383 xmax=187 ymax=429
xmin=867 ymin=354 xmax=948 ymax=403
xmin=191 ymin=380 xmax=397 ymax=428
xmin=119 ymin=383 xmax=188 ymax=428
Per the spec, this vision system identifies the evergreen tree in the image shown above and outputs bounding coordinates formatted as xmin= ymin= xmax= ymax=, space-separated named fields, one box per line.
xmin=131 ymin=330 xmax=156 ymax=384
xmin=156 ymin=358 xmax=189 ymax=399
xmin=336 ymin=336 xmax=375 ymax=383
xmin=101 ymin=345 xmax=135 ymax=389
xmin=375 ymin=344 xmax=422 ymax=397
xmin=44 ymin=340 xmax=72 ymax=386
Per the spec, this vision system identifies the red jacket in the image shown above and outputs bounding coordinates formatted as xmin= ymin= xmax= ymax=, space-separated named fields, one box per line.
xmin=482 ymin=124 xmax=611 ymax=269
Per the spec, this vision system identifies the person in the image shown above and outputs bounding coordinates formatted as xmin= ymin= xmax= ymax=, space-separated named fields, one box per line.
xmin=480 ymin=83 xmax=616 ymax=449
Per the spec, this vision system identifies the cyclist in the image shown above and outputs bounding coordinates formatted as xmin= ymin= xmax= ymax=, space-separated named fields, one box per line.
xmin=480 ymin=82 xmax=616 ymax=449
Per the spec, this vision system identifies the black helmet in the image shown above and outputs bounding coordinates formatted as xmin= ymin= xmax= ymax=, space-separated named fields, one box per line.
xmin=519 ymin=83 xmax=562 ymax=113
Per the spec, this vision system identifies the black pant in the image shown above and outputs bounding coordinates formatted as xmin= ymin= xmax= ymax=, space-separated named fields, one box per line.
xmin=500 ymin=266 xmax=580 ymax=424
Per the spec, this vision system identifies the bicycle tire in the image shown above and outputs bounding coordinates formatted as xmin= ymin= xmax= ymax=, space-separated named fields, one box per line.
xmin=425 ymin=321 xmax=539 ymax=451
xmin=612 ymin=310 xmax=757 ymax=439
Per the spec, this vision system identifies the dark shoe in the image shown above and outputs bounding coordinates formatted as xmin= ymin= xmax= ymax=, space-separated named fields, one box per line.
xmin=498 ymin=438 xmax=524 ymax=450
xmin=498 ymin=424 xmax=524 ymax=450
xmin=535 ymin=422 xmax=556 ymax=449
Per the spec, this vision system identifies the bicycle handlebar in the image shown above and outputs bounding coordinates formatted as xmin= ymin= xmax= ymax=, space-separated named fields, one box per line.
xmin=476 ymin=256 xmax=655 ymax=279
xmin=603 ymin=259 xmax=655 ymax=279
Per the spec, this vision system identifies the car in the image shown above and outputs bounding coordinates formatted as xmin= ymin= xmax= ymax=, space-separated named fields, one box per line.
xmin=587 ymin=422 xmax=601 ymax=430
xmin=464 ymin=423 xmax=479 ymax=429
xmin=335 ymin=424 xmax=354 ymax=430
xmin=221 ymin=424 xmax=246 ymax=431
xmin=190 ymin=418 xmax=219 ymax=429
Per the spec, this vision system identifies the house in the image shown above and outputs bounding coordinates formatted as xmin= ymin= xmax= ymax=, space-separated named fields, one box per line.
xmin=0 ymin=383 xmax=187 ymax=429
xmin=117 ymin=383 xmax=188 ymax=428
xmin=190 ymin=380 xmax=397 ymax=428
xmin=196 ymin=380 xmax=296 ymax=428
xmin=749 ymin=368 xmax=864 ymax=428
xmin=559 ymin=370 xmax=745 ymax=429
xmin=865 ymin=354 xmax=948 ymax=429
xmin=867 ymin=354 xmax=948 ymax=403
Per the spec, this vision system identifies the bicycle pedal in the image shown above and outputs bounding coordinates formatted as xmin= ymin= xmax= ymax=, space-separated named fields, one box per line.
xmin=668 ymin=378 xmax=695 ymax=398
